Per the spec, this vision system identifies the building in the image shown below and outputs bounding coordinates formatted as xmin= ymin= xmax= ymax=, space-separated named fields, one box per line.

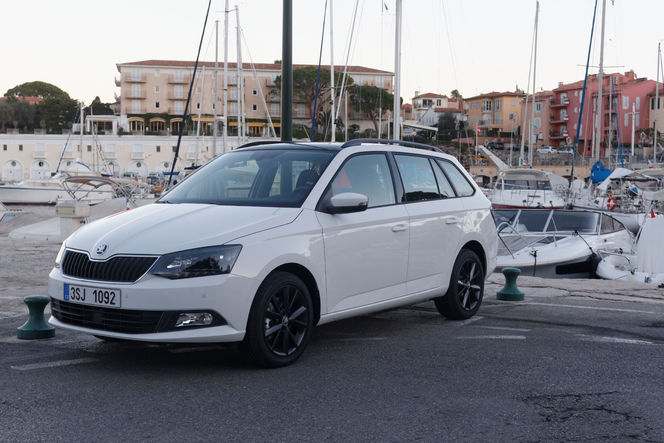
xmin=519 ymin=90 xmax=553 ymax=147
xmin=465 ymin=91 xmax=525 ymax=138
xmin=647 ymin=85 xmax=664 ymax=143
xmin=115 ymin=60 xmax=394 ymax=148
xmin=551 ymin=71 xmax=658 ymax=156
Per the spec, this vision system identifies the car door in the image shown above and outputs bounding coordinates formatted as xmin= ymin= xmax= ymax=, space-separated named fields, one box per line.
xmin=393 ymin=154 xmax=467 ymax=295
xmin=316 ymin=152 xmax=409 ymax=313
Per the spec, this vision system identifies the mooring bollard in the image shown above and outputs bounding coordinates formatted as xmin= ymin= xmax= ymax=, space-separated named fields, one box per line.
xmin=17 ymin=295 xmax=55 ymax=340
xmin=497 ymin=267 xmax=525 ymax=301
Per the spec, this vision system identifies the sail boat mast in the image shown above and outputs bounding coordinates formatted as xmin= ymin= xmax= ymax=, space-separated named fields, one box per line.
xmin=595 ymin=0 xmax=606 ymax=160
xmin=529 ymin=1 xmax=539 ymax=167
xmin=329 ymin=0 xmax=336 ymax=142
xmin=393 ymin=0 xmax=402 ymax=140
xmin=655 ymin=42 xmax=661 ymax=166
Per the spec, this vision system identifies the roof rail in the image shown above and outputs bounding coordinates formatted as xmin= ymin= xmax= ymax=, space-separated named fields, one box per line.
xmin=340 ymin=138 xmax=444 ymax=153
xmin=236 ymin=140 xmax=290 ymax=150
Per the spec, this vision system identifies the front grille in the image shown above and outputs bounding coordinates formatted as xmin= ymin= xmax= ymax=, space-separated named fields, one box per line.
xmin=50 ymin=299 xmax=226 ymax=334
xmin=62 ymin=250 xmax=157 ymax=283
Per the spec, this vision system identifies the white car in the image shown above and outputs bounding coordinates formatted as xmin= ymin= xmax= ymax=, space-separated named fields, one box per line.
xmin=48 ymin=139 xmax=498 ymax=367
xmin=536 ymin=146 xmax=556 ymax=154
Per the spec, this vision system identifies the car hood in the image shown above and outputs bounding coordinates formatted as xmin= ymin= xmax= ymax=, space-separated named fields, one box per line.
xmin=65 ymin=203 xmax=302 ymax=257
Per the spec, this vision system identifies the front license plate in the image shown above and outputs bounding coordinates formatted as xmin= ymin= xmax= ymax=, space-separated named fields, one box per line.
xmin=63 ymin=284 xmax=121 ymax=308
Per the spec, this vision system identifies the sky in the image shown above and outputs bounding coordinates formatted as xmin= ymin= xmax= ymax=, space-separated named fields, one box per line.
xmin=2 ymin=0 xmax=664 ymax=105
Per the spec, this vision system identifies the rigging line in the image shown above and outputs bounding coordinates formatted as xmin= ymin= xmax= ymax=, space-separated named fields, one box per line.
xmin=167 ymin=0 xmax=212 ymax=188
xmin=55 ymin=108 xmax=80 ymax=174
xmin=310 ymin=0 xmax=328 ymax=141
xmin=520 ymin=11 xmax=536 ymax=161
xmin=441 ymin=0 xmax=459 ymax=90
xmin=335 ymin=0 xmax=360 ymax=119
xmin=240 ymin=28 xmax=276 ymax=138
xmin=569 ymin=0 xmax=598 ymax=188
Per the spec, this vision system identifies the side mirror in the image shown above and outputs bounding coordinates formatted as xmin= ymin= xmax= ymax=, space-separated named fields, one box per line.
xmin=325 ymin=192 xmax=369 ymax=214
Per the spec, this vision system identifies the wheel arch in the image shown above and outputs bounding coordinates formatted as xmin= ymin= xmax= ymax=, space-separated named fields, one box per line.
xmin=266 ymin=263 xmax=321 ymax=325
xmin=461 ymin=240 xmax=487 ymax=275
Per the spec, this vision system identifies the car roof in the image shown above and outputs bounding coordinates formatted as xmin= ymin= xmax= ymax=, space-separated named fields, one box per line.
xmin=236 ymin=138 xmax=445 ymax=155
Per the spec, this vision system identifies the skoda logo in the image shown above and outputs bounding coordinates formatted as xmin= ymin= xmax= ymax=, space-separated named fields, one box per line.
xmin=96 ymin=244 xmax=108 ymax=255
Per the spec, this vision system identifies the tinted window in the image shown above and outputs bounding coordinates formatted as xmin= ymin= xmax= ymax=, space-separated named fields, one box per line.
xmin=395 ymin=155 xmax=439 ymax=202
xmin=437 ymin=160 xmax=475 ymax=196
xmin=160 ymin=149 xmax=335 ymax=207
xmin=549 ymin=211 xmax=599 ymax=233
xmin=431 ymin=160 xmax=456 ymax=198
xmin=330 ymin=154 xmax=395 ymax=208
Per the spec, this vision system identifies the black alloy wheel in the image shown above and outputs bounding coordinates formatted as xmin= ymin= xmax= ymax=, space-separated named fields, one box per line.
xmin=245 ymin=272 xmax=314 ymax=367
xmin=434 ymin=249 xmax=485 ymax=320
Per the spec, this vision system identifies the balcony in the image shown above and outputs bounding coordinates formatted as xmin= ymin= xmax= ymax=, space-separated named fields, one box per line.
xmin=186 ymin=151 xmax=199 ymax=160
xmin=126 ymin=92 xmax=146 ymax=99
xmin=130 ymin=152 xmax=145 ymax=160
xmin=103 ymin=151 xmax=117 ymax=159
xmin=550 ymin=130 xmax=569 ymax=140
xmin=114 ymin=77 xmax=121 ymax=87
xmin=550 ymin=98 xmax=569 ymax=108
xmin=550 ymin=115 xmax=569 ymax=124
xmin=123 ymin=73 xmax=146 ymax=83
xmin=62 ymin=150 xmax=75 ymax=159
xmin=168 ymin=74 xmax=190 ymax=84
xmin=168 ymin=95 xmax=187 ymax=101
xmin=32 ymin=151 xmax=47 ymax=159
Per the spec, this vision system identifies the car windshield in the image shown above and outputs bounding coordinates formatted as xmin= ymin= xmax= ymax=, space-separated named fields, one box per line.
xmin=159 ymin=148 xmax=336 ymax=207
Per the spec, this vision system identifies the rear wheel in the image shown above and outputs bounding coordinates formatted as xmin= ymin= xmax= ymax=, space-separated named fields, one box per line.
xmin=434 ymin=249 xmax=484 ymax=320
xmin=244 ymin=272 xmax=314 ymax=368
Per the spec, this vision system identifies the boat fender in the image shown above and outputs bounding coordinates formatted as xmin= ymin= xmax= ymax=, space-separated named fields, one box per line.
xmin=590 ymin=252 xmax=601 ymax=278
xmin=607 ymin=196 xmax=616 ymax=211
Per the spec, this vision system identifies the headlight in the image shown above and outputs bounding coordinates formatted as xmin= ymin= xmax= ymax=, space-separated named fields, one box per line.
xmin=149 ymin=245 xmax=242 ymax=279
xmin=54 ymin=242 xmax=66 ymax=268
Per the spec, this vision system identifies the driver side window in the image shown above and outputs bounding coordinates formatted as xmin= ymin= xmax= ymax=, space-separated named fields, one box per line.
xmin=331 ymin=154 xmax=396 ymax=208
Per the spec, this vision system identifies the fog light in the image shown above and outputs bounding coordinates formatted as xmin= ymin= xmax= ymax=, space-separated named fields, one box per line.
xmin=175 ymin=312 xmax=214 ymax=328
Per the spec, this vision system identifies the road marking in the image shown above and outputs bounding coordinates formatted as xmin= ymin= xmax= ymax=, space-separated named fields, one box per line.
xmin=457 ymin=316 xmax=484 ymax=326
xmin=474 ymin=325 xmax=531 ymax=332
xmin=576 ymin=334 xmax=653 ymax=345
xmin=11 ymin=357 xmax=97 ymax=371
xmin=456 ymin=335 xmax=526 ymax=340
xmin=504 ymin=302 xmax=660 ymax=315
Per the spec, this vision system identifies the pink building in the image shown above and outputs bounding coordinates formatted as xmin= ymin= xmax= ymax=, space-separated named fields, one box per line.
xmin=551 ymin=71 xmax=659 ymax=156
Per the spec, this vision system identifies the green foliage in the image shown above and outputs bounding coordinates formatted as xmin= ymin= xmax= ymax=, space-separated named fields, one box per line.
xmin=37 ymin=96 xmax=78 ymax=133
xmin=436 ymin=112 xmax=458 ymax=142
xmin=0 ymin=100 xmax=14 ymax=131
xmin=6 ymin=81 xmax=69 ymax=99
xmin=349 ymin=85 xmax=395 ymax=134
xmin=85 ymin=96 xmax=114 ymax=115
xmin=450 ymin=89 xmax=462 ymax=99
xmin=272 ymin=66 xmax=352 ymax=120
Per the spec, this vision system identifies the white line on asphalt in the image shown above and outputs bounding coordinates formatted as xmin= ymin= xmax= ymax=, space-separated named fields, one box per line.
xmin=456 ymin=335 xmax=526 ymax=340
xmin=474 ymin=325 xmax=531 ymax=332
xmin=457 ymin=316 xmax=484 ymax=326
xmin=11 ymin=357 xmax=97 ymax=371
xmin=500 ymin=302 xmax=660 ymax=315
xmin=575 ymin=334 xmax=653 ymax=345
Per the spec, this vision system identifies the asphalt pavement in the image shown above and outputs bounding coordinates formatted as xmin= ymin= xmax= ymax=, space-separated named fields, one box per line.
xmin=2 ymin=234 xmax=664 ymax=441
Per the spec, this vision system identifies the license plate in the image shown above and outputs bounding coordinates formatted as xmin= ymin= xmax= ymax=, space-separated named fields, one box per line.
xmin=63 ymin=284 xmax=121 ymax=308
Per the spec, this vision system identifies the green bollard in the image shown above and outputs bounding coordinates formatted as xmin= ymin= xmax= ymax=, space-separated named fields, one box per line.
xmin=17 ymin=295 xmax=55 ymax=340
xmin=497 ymin=268 xmax=525 ymax=301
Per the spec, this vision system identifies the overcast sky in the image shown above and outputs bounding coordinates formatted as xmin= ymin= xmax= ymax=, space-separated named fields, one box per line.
xmin=2 ymin=0 xmax=663 ymax=105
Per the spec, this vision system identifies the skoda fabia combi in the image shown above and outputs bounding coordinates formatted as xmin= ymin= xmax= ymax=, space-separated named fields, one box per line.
xmin=48 ymin=139 xmax=498 ymax=367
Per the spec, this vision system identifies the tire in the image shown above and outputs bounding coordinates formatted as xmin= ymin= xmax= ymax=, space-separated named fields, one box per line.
xmin=434 ymin=249 xmax=485 ymax=320
xmin=244 ymin=271 xmax=314 ymax=368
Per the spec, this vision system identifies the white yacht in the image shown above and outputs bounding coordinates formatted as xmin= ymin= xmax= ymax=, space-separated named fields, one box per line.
xmin=486 ymin=169 xmax=566 ymax=210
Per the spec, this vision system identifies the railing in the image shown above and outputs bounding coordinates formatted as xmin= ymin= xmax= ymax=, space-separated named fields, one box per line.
xmin=33 ymin=151 xmax=47 ymax=159
xmin=130 ymin=152 xmax=145 ymax=160
xmin=123 ymin=73 xmax=146 ymax=83
xmin=168 ymin=75 xmax=190 ymax=84
xmin=114 ymin=77 xmax=121 ymax=87
xmin=126 ymin=92 xmax=146 ymax=99
xmin=103 ymin=151 xmax=117 ymax=159
xmin=168 ymin=95 xmax=186 ymax=100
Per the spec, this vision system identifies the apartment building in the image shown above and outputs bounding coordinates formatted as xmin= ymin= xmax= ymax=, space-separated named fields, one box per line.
xmin=647 ymin=85 xmax=664 ymax=138
xmin=465 ymin=91 xmax=525 ymax=137
xmin=116 ymin=60 xmax=393 ymax=142
xmin=551 ymin=71 xmax=658 ymax=155
xmin=519 ymin=90 xmax=553 ymax=147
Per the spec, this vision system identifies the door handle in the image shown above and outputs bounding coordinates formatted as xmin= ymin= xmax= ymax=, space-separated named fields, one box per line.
xmin=445 ymin=217 xmax=459 ymax=224
xmin=392 ymin=224 xmax=408 ymax=232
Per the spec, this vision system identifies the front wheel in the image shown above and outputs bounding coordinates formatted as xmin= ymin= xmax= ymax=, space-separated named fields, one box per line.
xmin=244 ymin=272 xmax=314 ymax=368
xmin=434 ymin=249 xmax=485 ymax=320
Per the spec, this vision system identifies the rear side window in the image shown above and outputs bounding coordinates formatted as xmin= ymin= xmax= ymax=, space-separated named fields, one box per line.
xmin=431 ymin=161 xmax=455 ymax=198
xmin=395 ymin=155 xmax=439 ymax=202
xmin=330 ymin=153 xmax=395 ymax=208
xmin=437 ymin=160 xmax=475 ymax=196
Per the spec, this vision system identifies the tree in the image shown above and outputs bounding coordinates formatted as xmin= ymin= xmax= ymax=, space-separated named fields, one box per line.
xmin=450 ymin=89 xmax=462 ymax=99
xmin=5 ymin=81 xmax=68 ymax=99
xmin=37 ymin=95 xmax=78 ymax=133
xmin=272 ymin=66 xmax=351 ymax=122
xmin=85 ymin=96 xmax=114 ymax=115
xmin=0 ymin=100 xmax=13 ymax=131
xmin=436 ymin=112 xmax=457 ymax=141
xmin=349 ymin=85 xmax=395 ymax=135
